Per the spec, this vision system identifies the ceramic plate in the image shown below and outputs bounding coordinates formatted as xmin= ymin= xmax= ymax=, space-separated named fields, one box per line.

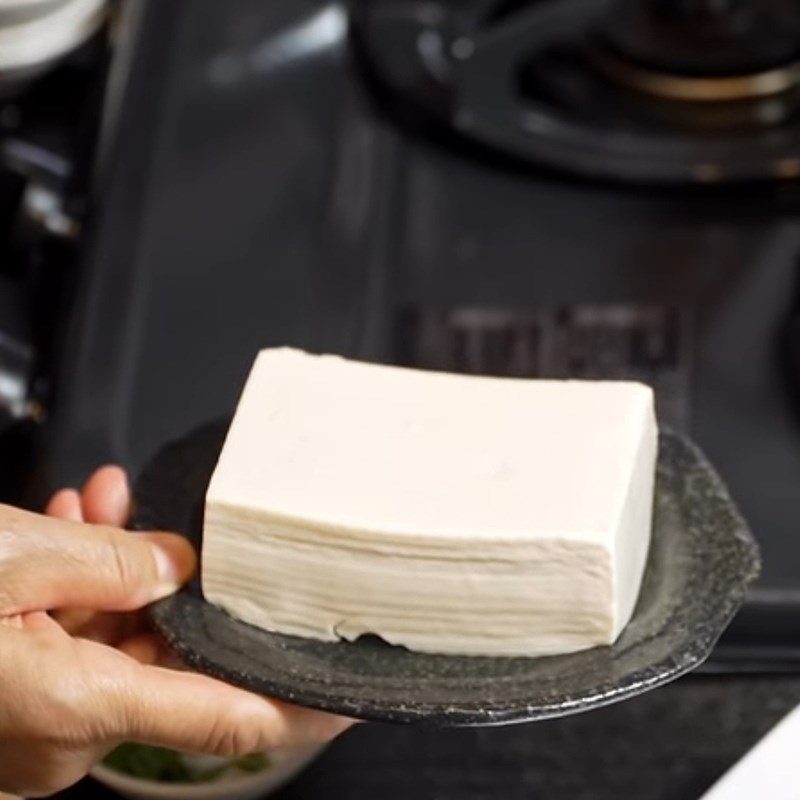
xmin=136 ymin=423 xmax=760 ymax=726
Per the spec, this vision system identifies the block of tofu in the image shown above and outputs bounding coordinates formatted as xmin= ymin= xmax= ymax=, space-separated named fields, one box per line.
xmin=202 ymin=348 xmax=658 ymax=657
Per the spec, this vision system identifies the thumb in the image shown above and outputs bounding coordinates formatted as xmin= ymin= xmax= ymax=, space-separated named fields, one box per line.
xmin=0 ymin=504 xmax=195 ymax=614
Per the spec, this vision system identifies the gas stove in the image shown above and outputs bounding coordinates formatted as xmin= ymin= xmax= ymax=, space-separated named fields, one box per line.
xmin=357 ymin=0 xmax=800 ymax=182
xmin=0 ymin=1 xmax=111 ymax=465
xmin=4 ymin=0 xmax=800 ymax=668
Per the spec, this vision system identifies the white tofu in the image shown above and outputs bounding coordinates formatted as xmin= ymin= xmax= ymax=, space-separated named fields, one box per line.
xmin=202 ymin=348 xmax=658 ymax=657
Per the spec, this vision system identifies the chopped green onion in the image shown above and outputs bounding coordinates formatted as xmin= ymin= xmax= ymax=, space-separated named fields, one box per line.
xmin=103 ymin=743 xmax=271 ymax=783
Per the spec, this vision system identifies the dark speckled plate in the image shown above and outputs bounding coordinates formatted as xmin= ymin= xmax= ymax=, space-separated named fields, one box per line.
xmin=136 ymin=423 xmax=760 ymax=726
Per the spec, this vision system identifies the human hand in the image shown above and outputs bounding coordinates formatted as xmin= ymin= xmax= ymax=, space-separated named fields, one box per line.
xmin=0 ymin=467 xmax=351 ymax=797
xmin=46 ymin=466 xmax=175 ymax=665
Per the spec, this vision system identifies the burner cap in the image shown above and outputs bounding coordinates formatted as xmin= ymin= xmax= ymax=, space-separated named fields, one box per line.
xmin=598 ymin=0 xmax=800 ymax=78
xmin=595 ymin=0 xmax=800 ymax=101
xmin=592 ymin=50 xmax=800 ymax=101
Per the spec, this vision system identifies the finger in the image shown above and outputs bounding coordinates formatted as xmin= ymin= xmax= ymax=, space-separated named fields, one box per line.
xmin=0 ymin=505 xmax=196 ymax=614
xmin=45 ymin=489 xmax=83 ymax=522
xmin=117 ymin=633 xmax=161 ymax=665
xmin=81 ymin=466 xmax=131 ymax=527
xmin=65 ymin=610 xmax=140 ymax=646
xmin=0 ymin=611 xmax=67 ymax=634
xmin=52 ymin=608 xmax=96 ymax=634
xmin=117 ymin=665 xmax=354 ymax=755
xmin=21 ymin=611 xmax=65 ymax=635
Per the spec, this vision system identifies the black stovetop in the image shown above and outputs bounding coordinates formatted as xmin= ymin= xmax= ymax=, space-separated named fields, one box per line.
xmin=25 ymin=0 xmax=800 ymax=665
xmin=53 ymin=673 xmax=800 ymax=800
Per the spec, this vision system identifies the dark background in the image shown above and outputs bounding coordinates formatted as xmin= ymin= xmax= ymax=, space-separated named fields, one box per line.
xmin=56 ymin=675 xmax=800 ymax=799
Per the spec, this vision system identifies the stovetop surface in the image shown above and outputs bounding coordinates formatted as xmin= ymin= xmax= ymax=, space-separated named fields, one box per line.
xmin=2 ymin=3 xmax=796 ymax=797
xmin=53 ymin=673 xmax=800 ymax=799
xmin=29 ymin=0 xmax=800 ymax=664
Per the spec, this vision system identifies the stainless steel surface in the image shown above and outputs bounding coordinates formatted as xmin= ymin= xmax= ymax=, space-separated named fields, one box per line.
xmin=0 ymin=0 xmax=107 ymax=81
xmin=0 ymin=331 xmax=36 ymax=424
xmin=0 ymin=0 xmax=68 ymax=26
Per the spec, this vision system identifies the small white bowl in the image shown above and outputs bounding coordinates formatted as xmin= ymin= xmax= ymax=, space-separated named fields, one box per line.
xmin=90 ymin=746 xmax=325 ymax=800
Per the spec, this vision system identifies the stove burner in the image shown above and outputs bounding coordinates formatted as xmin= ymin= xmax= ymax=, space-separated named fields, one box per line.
xmin=593 ymin=51 xmax=800 ymax=102
xmin=598 ymin=0 xmax=800 ymax=76
xmin=595 ymin=0 xmax=800 ymax=101
xmin=355 ymin=0 xmax=800 ymax=183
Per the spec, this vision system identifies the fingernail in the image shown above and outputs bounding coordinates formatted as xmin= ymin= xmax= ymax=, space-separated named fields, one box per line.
xmin=151 ymin=543 xmax=182 ymax=600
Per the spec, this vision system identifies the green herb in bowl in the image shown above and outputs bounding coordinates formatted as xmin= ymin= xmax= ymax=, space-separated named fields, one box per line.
xmin=103 ymin=743 xmax=271 ymax=784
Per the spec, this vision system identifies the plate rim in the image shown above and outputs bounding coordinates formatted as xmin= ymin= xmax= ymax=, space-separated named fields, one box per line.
xmin=141 ymin=424 xmax=760 ymax=726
